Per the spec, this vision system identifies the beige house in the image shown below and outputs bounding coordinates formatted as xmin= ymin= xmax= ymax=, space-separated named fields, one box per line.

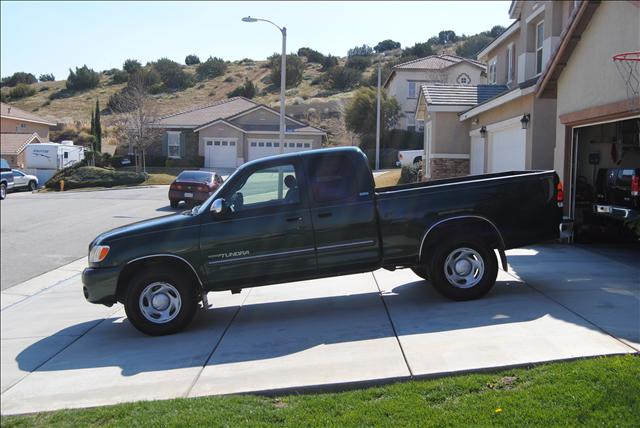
xmin=458 ymin=1 xmax=578 ymax=175
xmin=536 ymin=0 xmax=640 ymax=220
xmin=0 ymin=103 xmax=55 ymax=167
xmin=153 ymin=97 xmax=326 ymax=170
xmin=415 ymin=84 xmax=508 ymax=179
xmin=384 ymin=55 xmax=486 ymax=131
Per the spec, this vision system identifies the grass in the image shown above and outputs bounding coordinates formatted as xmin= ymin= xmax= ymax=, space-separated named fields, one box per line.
xmin=2 ymin=355 xmax=638 ymax=427
xmin=374 ymin=169 xmax=401 ymax=188
xmin=143 ymin=173 xmax=176 ymax=185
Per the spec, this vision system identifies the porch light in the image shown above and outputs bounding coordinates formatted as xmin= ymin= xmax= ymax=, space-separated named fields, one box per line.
xmin=480 ymin=126 xmax=487 ymax=138
xmin=520 ymin=114 xmax=530 ymax=129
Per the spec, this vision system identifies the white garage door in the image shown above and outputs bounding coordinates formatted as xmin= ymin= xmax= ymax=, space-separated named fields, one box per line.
xmin=488 ymin=125 xmax=526 ymax=173
xmin=470 ymin=134 xmax=485 ymax=175
xmin=284 ymin=141 xmax=312 ymax=154
xmin=204 ymin=139 xmax=237 ymax=169
xmin=248 ymin=140 xmax=281 ymax=161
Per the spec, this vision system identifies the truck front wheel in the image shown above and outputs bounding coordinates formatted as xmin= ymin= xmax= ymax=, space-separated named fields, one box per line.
xmin=429 ymin=240 xmax=497 ymax=301
xmin=124 ymin=268 xmax=198 ymax=335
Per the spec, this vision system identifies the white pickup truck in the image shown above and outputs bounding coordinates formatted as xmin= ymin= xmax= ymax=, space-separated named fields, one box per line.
xmin=396 ymin=150 xmax=424 ymax=167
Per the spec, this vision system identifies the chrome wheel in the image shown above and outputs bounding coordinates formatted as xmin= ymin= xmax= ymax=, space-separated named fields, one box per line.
xmin=139 ymin=282 xmax=182 ymax=324
xmin=444 ymin=247 xmax=485 ymax=289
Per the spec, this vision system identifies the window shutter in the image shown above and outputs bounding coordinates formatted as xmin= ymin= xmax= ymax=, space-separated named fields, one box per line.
xmin=161 ymin=132 xmax=168 ymax=156
xmin=180 ymin=132 xmax=186 ymax=158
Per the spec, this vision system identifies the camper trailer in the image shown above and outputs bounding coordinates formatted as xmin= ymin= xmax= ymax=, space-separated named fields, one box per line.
xmin=24 ymin=142 xmax=85 ymax=184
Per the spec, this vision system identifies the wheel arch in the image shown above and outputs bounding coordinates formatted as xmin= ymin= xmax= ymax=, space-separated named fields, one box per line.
xmin=116 ymin=254 xmax=203 ymax=303
xmin=418 ymin=216 xmax=508 ymax=270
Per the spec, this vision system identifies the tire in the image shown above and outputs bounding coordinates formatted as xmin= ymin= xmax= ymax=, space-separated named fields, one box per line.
xmin=124 ymin=267 xmax=198 ymax=335
xmin=170 ymin=199 xmax=179 ymax=208
xmin=28 ymin=180 xmax=37 ymax=191
xmin=429 ymin=239 xmax=497 ymax=301
xmin=411 ymin=266 xmax=429 ymax=280
xmin=0 ymin=183 xmax=6 ymax=200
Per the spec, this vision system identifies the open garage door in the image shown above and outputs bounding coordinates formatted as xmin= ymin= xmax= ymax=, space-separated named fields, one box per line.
xmin=488 ymin=122 xmax=526 ymax=173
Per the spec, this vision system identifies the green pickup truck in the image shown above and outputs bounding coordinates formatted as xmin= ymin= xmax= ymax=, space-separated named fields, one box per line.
xmin=83 ymin=147 xmax=564 ymax=335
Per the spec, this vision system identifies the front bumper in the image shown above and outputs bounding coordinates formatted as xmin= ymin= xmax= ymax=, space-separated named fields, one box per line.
xmin=82 ymin=266 xmax=120 ymax=306
xmin=593 ymin=204 xmax=639 ymax=221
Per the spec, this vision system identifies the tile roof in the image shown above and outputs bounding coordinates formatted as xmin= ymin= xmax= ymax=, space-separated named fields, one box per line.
xmin=0 ymin=103 xmax=57 ymax=126
xmin=420 ymin=84 xmax=509 ymax=106
xmin=395 ymin=54 xmax=485 ymax=71
xmin=0 ymin=133 xmax=43 ymax=155
xmin=157 ymin=97 xmax=259 ymax=127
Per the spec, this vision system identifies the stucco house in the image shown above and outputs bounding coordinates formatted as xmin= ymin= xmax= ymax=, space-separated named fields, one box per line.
xmin=536 ymin=0 xmax=640 ymax=222
xmin=384 ymin=55 xmax=486 ymax=131
xmin=457 ymin=1 xmax=579 ymax=175
xmin=151 ymin=97 xmax=326 ymax=170
xmin=415 ymin=84 xmax=508 ymax=179
xmin=0 ymin=103 xmax=55 ymax=167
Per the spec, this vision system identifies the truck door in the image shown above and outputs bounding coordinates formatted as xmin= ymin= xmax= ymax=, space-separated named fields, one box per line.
xmin=199 ymin=159 xmax=317 ymax=289
xmin=307 ymin=153 xmax=380 ymax=274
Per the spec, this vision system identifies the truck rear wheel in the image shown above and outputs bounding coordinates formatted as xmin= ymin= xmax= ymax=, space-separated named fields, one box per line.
xmin=429 ymin=240 xmax=497 ymax=301
xmin=124 ymin=267 xmax=198 ymax=335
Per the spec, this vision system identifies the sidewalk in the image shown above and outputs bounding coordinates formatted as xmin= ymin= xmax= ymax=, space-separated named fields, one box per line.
xmin=1 ymin=245 xmax=637 ymax=415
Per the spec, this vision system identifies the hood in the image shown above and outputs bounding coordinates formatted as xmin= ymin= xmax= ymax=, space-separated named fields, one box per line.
xmin=93 ymin=212 xmax=198 ymax=245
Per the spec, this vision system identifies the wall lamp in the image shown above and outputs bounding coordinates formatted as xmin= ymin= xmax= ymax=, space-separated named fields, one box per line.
xmin=480 ymin=126 xmax=487 ymax=138
xmin=521 ymin=113 xmax=530 ymax=129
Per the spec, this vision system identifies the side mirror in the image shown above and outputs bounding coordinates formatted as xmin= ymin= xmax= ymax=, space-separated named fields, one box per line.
xmin=211 ymin=198 xmax=225 ymax=214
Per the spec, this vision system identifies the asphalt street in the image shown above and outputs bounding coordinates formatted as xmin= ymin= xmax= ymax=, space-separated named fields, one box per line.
xmin=0 ymin=186 xmax=176 ymax=290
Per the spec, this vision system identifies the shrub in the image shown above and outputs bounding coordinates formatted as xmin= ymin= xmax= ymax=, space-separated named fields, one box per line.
xmin=153 ymin=58 xmax=193 ymax=90
xmin=402 ymin=42 xmax=434 ymax=58
xmin=39 ymin=73 xmax=55 ymax=82
xmin=321 ymin=55 xmax=339 ymax=71
xmin=39 ymin=86 xmax=49 ymax=92
xmin=123 ymin=59 xmax=142 ymax=75
xmin=438 ymin=30 xmax=457 ymax=44
xmin=66 ymin=65 xmax=100 ymax=90
xmin=347 ymin=44 xmax=373 ymax=57
xmin=103 ymin=68 xmax=118 ymax=76
xmin=366 ymin=61 xmax=397 ymax=86
xmin=489 ymin=25 xmax=506 ymax=38
xmin=398 ymin=164 xmax=421 ymax=184
xmin=224 ymin=76 xmax=234 ymax=82
xmin=0 ymin=92 xmax=7 ymax=102
xmin=374 ymin=39 xmax=401 ymax=53
xmin=268 ymin=54 xmax=304 ymax=88
xmin=185 ymin=54 xmax=200 ymax=65
xmin=346 ymin=55 xmax=371 ymax=71
xmin=456 ymin=34 xmax=493 ymax=59
xmin=9 ymin=83 xmax=36 ymax=100
xmin=297 ymin=47 xmax=325 ymax=64
xmin=196 ymin=56 xmax=227 ymax=80
xmin=324 ymin=66 xmax=362 ymax=91
xmin=111 ymin=70 xmax=129 ymax=84
xmin=45 ymin=166 xmax=146 ymax=190
xmin=165 ymin=158 xmax=201 ymax=167
xmin=227 ymin=79 xmax=256 ymax=99
xmin=1 ymin=71 xmax=37 ymax=87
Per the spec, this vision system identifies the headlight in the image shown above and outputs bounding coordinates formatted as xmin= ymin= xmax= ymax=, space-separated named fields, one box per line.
xmin=89 ymin=245 xmax=110 ymax=263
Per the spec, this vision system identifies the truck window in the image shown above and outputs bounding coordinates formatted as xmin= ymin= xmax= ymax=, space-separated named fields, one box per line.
xmin=227 ymin=164 xmax=299 ymax=212
xmin=308 ymin=155 xmax=358 ymax=203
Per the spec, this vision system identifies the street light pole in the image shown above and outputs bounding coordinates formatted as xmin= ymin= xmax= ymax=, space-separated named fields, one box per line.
xmin=375 ymin=55 xmax=383 ymax=171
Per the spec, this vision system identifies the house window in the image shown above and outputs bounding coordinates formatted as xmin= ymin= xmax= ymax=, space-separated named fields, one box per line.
xmin=304 ymin=143 xmax=310 ymax=148
xmin=214 ymin=141 xmax=221 ymax=146
xmin=259 ymin=142 xmax=265 ymax=147
xmin=266 ymin=142 xmax=272 ymax=147
xmin=456 ymin=73 xmax=470 ymax=84
xmin=408 ymin=82 xmax=416 ymax=98
xmin=167 ymin=131 xmax=181 ymax=158
xmin=296 ymin=143 xmax=303 ymax=148
xmin=274 ymin=143 xmax=280 ymax=147
xmin=488 ymin=57 xmax=497 ymax=84
xmin=536 ymin=21 xmax=544 ymax=75
xmin=506 ymin=44 xmax=514 ymax=83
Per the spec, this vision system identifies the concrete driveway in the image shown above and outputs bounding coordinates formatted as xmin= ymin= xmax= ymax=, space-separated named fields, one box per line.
xmin=1 ymin=244 xmax=637 ymax=415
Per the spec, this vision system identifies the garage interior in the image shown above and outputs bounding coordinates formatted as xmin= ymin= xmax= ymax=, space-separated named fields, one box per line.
xmin=571 ymin=116 xmax=640 ymax=241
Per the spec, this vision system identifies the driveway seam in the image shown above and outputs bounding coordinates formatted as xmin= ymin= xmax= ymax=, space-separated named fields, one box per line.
xmin=184 ymin=290 xmax=253 ymax=398
xmin=0 ymin=272 xmax=82 ymax=312
xmin=503 ymin=270 xmax=639 ymax=353
xmin=371 ymin=271 xmax=414 ymax=377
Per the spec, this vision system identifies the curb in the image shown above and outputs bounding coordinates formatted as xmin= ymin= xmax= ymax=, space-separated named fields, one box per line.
xmin=35 ymin=185 xmax=166 ymax=194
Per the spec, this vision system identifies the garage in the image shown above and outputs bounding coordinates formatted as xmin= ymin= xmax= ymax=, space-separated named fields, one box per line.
xmin=248 ymin=139 xmax=314 ymax=161
xmin=487 ymin=118 xmax=526 ymax=173
xmin=204 ymin=138 xmax=237 ymax=169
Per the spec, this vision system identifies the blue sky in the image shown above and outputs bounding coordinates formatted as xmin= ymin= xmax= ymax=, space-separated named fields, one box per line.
xmin=1 ymin=1 xmax=513 ymax=80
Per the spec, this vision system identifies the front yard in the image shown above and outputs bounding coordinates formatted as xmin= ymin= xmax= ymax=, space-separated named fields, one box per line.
xmin=2 ymin=355 xmax=638 ymax=427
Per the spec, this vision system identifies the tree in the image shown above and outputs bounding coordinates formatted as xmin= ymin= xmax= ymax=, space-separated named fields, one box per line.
xmin=196 ymin=56 xmax=227 ymax=80
xmin=438 ymin=30 xmax=457 ymax=44
xmin=427 ymin=36 xmax=440 ymax=45
xmin=455 ymin=34 xmax=493 ymax=58
xmin=1 ymin=71 xmax=37 ymax=87
xmin=185 ymin=54 xmax=200 ymax=65
xmin=324 ymin=66 xmax=362 ymax=90
xmin=111 ymin=70 xmax=129 ymax=84
xmin=345 ymin=87 xmax=401 ymax=137
xmin=321 ymin=54 xmax=338 ymax=71
xmin=112 ymin=75 xmax=163 ymax=173
xmin=374 ymin=39 xmax=401 ymax=53
xmin=347 ymin=44 xmax=374 ymax=57
xmin=268 ymin=54 xmax=304 ymax=88
xmin=39 ymin=73 xmax=55 ymax=82
xmin=227 ymin=79 xmax=256 ymax=99
xmin=66 ymin=65 xmax=100 ymax=90
xmin=93 ymin=99 xmax=102 ymax=153
xmin=123 ymin=59 xmax=142 ymax=75
xmin=489 ymin=25 xmax=507 ymax=38
xmin=346 ymin=55 xmax=372 ymax=71
xmin=366 ymin=61 xmax=397 ymax=87
xmin=297 ymin=47 xmax=325 ymax=64
xmin=153 ymin=58 xmax=193 ymax=90
xmin=402 ymin=42 xmax=434 ymax=58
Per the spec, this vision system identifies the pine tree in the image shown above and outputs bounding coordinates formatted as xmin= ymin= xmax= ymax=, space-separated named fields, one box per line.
xmin=94 ymin=98 xmax=102 ymax=153
xmin=90 ymin=109 xmax=95 ymax=136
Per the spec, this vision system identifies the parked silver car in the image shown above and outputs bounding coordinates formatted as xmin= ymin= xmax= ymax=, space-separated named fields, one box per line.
xmin=11 ymin=169 xmax=38 ymax=191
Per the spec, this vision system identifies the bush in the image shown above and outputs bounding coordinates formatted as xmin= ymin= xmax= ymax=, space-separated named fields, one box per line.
xmin=185 ymin=54 xmax=200 ymax=65
xmin=66 ymin=65 xmax=100 ymax=90
xmin=165 ymin=158 xmax=200 ymax=167
xmin=39 ymin=73 xmax=55 ymax=82
xmin=324 ymin=66 xmax=362 ymax=90
xmin=196 ymin=56 xmax=227 ymax=80
xmin=8 ymin=83 xmax=36 ymax=100
xmin=456 ymin=34 xmax=493 ymax=59
xmin=1 ymin=71 xmax=37 ymax=87
xmin=123 ymin=59 xmax=142 ymax=75
xmin=45 ymin=166 xmax=146 ymax=190
xmin=374 ymin=39 xmax=401 ymax=53
xmin=366 ymin=61 xmax=397 ymax=87
xmin=268 ymin=54 xmax=304 ymax=89
xmin=297 ymin=47 xmax=325 ymax=64
xmin=346 ymin=56 xmax=372 ymax=71
xmin=489 ymin=25 xmax=506 ymax=38
xmin=111 ymin=70 xmax=129 ymax=84
xmin=402 ymin=42 xmax=434 ymax=58
xmin=227 ymin=79 xmax=256 ymax=99
xmin=321 ymin=55 xmax=338 ymax=71
xmin=347 ymin=44 xmax=373 ymax=57
xmin=438 ymin=30 xmax=457 ymax=44
xmin=398 ymin=164 xmax=421 ymax=184
xmin=153 ymin=58 xmax=193 ymax=90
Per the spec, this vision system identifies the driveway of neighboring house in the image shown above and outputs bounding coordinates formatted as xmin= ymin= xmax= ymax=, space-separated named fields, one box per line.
xmin=1 ymin=243 xmax=637 ymax=415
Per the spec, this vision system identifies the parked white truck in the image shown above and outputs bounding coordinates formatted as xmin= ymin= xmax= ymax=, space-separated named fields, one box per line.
xmin=396 ymin=149 xmax=424 ymax=167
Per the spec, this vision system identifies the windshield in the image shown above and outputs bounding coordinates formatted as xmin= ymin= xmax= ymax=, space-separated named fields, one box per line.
xmin=176 ymin=171 xmax=212 ymax=182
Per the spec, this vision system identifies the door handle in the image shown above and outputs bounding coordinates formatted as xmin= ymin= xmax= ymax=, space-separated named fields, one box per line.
xmin=286 ymin=216 xmax=303 ymax=222
xmin=318 ymin=212 xmax=332 ymax=218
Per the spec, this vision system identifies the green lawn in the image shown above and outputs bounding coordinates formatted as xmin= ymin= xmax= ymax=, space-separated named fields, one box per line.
xmin=2 ymin=355 xmax=638 ymax=427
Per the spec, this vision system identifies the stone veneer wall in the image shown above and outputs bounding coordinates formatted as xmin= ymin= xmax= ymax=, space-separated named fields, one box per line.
xmin=428 ymin=158 xmax=470 ymax=180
